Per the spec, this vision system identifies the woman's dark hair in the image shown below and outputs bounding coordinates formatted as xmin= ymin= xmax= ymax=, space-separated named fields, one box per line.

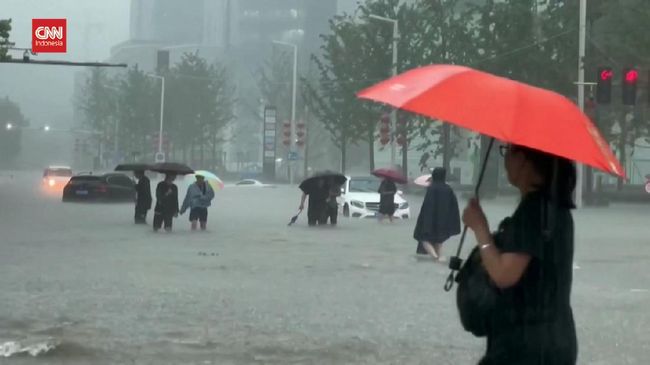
xmin=512 ymin=145 xmax=577 ymax=209
xmin=431 ymin=167 xmax=446 ymax=183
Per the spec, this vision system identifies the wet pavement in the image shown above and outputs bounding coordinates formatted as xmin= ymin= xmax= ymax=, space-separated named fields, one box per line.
xmin=0 ymin=171 xmax=649 ymax=364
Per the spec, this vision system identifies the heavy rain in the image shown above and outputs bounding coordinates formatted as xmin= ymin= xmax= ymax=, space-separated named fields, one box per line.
xmin=1 ymin=1 xmax=649 ymax=364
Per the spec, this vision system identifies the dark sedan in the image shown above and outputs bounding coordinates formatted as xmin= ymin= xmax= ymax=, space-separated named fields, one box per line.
xmin=62 ymin=173 xmax=135 ymax=202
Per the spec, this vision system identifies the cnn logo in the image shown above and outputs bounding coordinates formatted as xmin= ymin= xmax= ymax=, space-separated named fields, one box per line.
xmin=32 ymin=19 xmax=66 ymax=53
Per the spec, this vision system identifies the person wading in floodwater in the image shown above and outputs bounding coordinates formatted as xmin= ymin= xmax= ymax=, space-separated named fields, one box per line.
xmin=153 ymin=173 xmax=179 ymax=232
xmin=413 ymin=167 xmax=461 ymax=261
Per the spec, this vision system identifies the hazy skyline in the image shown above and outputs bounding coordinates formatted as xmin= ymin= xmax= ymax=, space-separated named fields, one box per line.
xmin=0 ymin=0 xmax=130 ymax=128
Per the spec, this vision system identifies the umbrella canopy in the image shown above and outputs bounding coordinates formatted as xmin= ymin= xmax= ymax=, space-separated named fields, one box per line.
xmin=114 ymin=163 xmax=151 ymax=172
xmin=189 ymin=170 xmax=224 ymax=191
xmin=299 ymin=171 xmax=347 ymax=194
xmin=358 ymin=64 xmax=624 ymax=178
xmin=372 ymin=167 xmax=407 ymax=184
xmin=149 ymin=162 xmax=194 ymax=175
xmin=414 ymin=174 xmax=431 ymax=187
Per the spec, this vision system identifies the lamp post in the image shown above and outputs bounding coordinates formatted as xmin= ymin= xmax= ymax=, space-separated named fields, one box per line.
xmin=272 ymin=40 xmax=298 ymax=184
xmin=369 ymin=14 xmax=399 ymax=166
xmin=146 ymin=74 xmax=166 ymax=162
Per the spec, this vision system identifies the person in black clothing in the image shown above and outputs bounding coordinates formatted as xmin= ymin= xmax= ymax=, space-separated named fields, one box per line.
xmin=133 ymin=170 xmax=152 ymax=224
xmin=325 ymin=181 xmax=341 ymax=226
xmin=378 ymin=178 xmax=397 ymax=223
xmin=153 ymin=173 xmax=179 ymax=232
xmin=413 ymin=167 xmax=460 ymax=261
xmin=462 ymin=144 xmax=578 ymax=365
xmin=299 ymin=178 xmax=328 ymax=226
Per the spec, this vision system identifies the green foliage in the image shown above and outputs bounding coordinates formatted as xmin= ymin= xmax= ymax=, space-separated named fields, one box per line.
xmin=76 ymin=53 xmax=235 ymax=164
xmin=0 ymin=19 xmax=12 ymax=61
xmin=0 ymin=96 xmax=27 ymax=165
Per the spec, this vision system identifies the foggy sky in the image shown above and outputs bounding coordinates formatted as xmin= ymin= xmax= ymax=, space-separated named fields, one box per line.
xmin=0 ymin=0 xmax=130 ymax=129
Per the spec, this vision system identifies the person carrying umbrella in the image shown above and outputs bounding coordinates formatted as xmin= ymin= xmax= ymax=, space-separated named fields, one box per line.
xmin=299 ymin=177 xmax=328 ymax=226
xmin=413 ymin=167 xmax=460 ymax=261
xmin=133 ymin=170 xmax=152 ymax=224
xmin=180 ymin=174 xmax=215 ymax=231
xmin=153 ymin=173 xmax=179 ymax=232
xmin=371 ymin=167 xmax=407 ymax=223
xmin=357 ymin=64 xmax=625 ymax=365
xmin=378 ymin=178 xmax=397 ymax=223
xmin=325 ymin=179 xmax=342 ymax=226
xmin=462 ymin=145 xmax=579 ymax=364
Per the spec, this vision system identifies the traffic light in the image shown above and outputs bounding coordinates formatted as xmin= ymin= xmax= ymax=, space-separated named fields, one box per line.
xmin=282 ymin=121 xmax=291 ymax=147
xmin=295 ymin=121 xmax=305 ymax=148
xmin=596 ymin=67 xmax=612 ymax=104
xmin=378 ymin=113 xmax=390 ymax=146
xmin=622 ymin=67 xmax=638 ymax=105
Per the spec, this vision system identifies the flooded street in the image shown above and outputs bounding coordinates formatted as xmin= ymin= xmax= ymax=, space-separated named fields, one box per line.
xmin=0 ymin=172 xmax=648 ymax=364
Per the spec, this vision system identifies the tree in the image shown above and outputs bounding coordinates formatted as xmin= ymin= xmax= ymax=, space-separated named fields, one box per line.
xmin=165 ymin=53 xmax=235 ymax=167
xmin=0 ymin=19 xmax=12 ymax=61
xmin=303 ymin=13 xmax=370 ymax=173
xmin=404 ymin=0 xmax=483 ymax=174
xmin=114 ymin=66 xmax=158 ymax=159
xmin=76 ymin=67 xmax=118 ymax=163
xmin=0 ymin=96 xmax=27 ymax=167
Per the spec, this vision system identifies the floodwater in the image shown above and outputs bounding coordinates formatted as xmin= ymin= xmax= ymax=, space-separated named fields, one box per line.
xmin=1 ymin=171 xmax=649 ymax=364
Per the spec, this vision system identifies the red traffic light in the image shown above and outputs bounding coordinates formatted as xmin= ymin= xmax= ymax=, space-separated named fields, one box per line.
xmin=600 ymin=69 xmax=613 ymax=81
xmin=624 ymin=69 xmax=638 ymax=83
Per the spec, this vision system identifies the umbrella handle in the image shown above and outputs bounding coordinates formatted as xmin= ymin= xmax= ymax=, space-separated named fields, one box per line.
xmin=444 ymin=137 xmax=495 ymax=292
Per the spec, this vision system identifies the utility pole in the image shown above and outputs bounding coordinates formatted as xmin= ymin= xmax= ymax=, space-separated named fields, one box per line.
xmin=575 ymin=0 xmax=587 ymax=208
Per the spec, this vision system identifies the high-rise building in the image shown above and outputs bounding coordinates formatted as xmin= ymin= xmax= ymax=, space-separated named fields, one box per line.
xmin=106 ymin=0 xmax=339 ymax=171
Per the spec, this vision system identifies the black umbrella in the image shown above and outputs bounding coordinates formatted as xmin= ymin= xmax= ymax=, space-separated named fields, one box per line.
xmin=114 ymin=163 xmax=152 ymax=172
xmin=149 ymin=162 xmax=194 ymax=175
xmin=287 ymin=210 xmax=302 ymax=226
xmin=299 ymin=170 xmax=346 ymax=194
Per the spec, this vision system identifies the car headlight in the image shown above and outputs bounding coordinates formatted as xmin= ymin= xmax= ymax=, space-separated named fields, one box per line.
xmin=399 ymin=202 xmax=409 ymax=209
xmin=48 ymin=179 xmax=56 ymax=187
xmin=350 ymin=200 xmax=365 ymax=209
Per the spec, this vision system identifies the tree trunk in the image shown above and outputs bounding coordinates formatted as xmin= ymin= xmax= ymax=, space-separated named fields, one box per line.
xmin=442 ymin=123 xmax=451 ymax=173
xmin=341 ymin=140 xmax=347 ymax=174
xmin=617 ymin=115 xmax=628 ymax=192
xmin=199 ymin=137 xmax=205 ymax=168
xmin=402 ymin=140 xmax=408 ymax=180
xmin=368 ymin=129 xmax=375 ymax=172
xmin=212 ymin=133 xmax=217 ymax=172
xmin=190 ymin=141 xmax=196 ymax=166
xmin=304 ymin=121 xmax=309 ymax=179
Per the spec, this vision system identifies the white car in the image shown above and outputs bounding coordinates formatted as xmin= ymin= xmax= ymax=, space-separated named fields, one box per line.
xmin=339 ymin=175 xmax=411 ymax=219
xmin=42 ymin=165 xmax=73 ymax=191
xmin=233 ymin=179 xmax=275 ymax=188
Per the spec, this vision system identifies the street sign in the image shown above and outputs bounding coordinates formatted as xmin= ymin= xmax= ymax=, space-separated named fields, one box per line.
xmin=154 ymin=152 xmax=165 ymax=163
xmin=263 ymin=106 xmax=278 ymax=180
xmin=288 ymin=151 xmax=299 ymax=161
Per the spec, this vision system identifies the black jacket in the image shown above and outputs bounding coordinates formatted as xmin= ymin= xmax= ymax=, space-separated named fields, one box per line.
xmin=154 ymin=182 xmax=179 ymax=215
xmin=135 ymin=176 xmax=152 ymax=209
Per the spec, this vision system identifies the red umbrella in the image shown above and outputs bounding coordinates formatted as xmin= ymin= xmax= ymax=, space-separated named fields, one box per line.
xmin=372 ymin=167 xmax=407 ymax=184
xmin=358 ymin=64 xmax=624 ymax=178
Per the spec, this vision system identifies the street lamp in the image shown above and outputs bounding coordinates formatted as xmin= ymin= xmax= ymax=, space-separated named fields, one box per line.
xmin=43 ymin=125 xmax=51 ymax=132
xmin=146 ymin=74 xmax=166 ymax=162
xmin=272 ymin=40 xmax=298 ymax=184
xmin=5 ymin=122 xmax=13 ymax=131
xmin=369 ymin=14 xmax=399 ymax=166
